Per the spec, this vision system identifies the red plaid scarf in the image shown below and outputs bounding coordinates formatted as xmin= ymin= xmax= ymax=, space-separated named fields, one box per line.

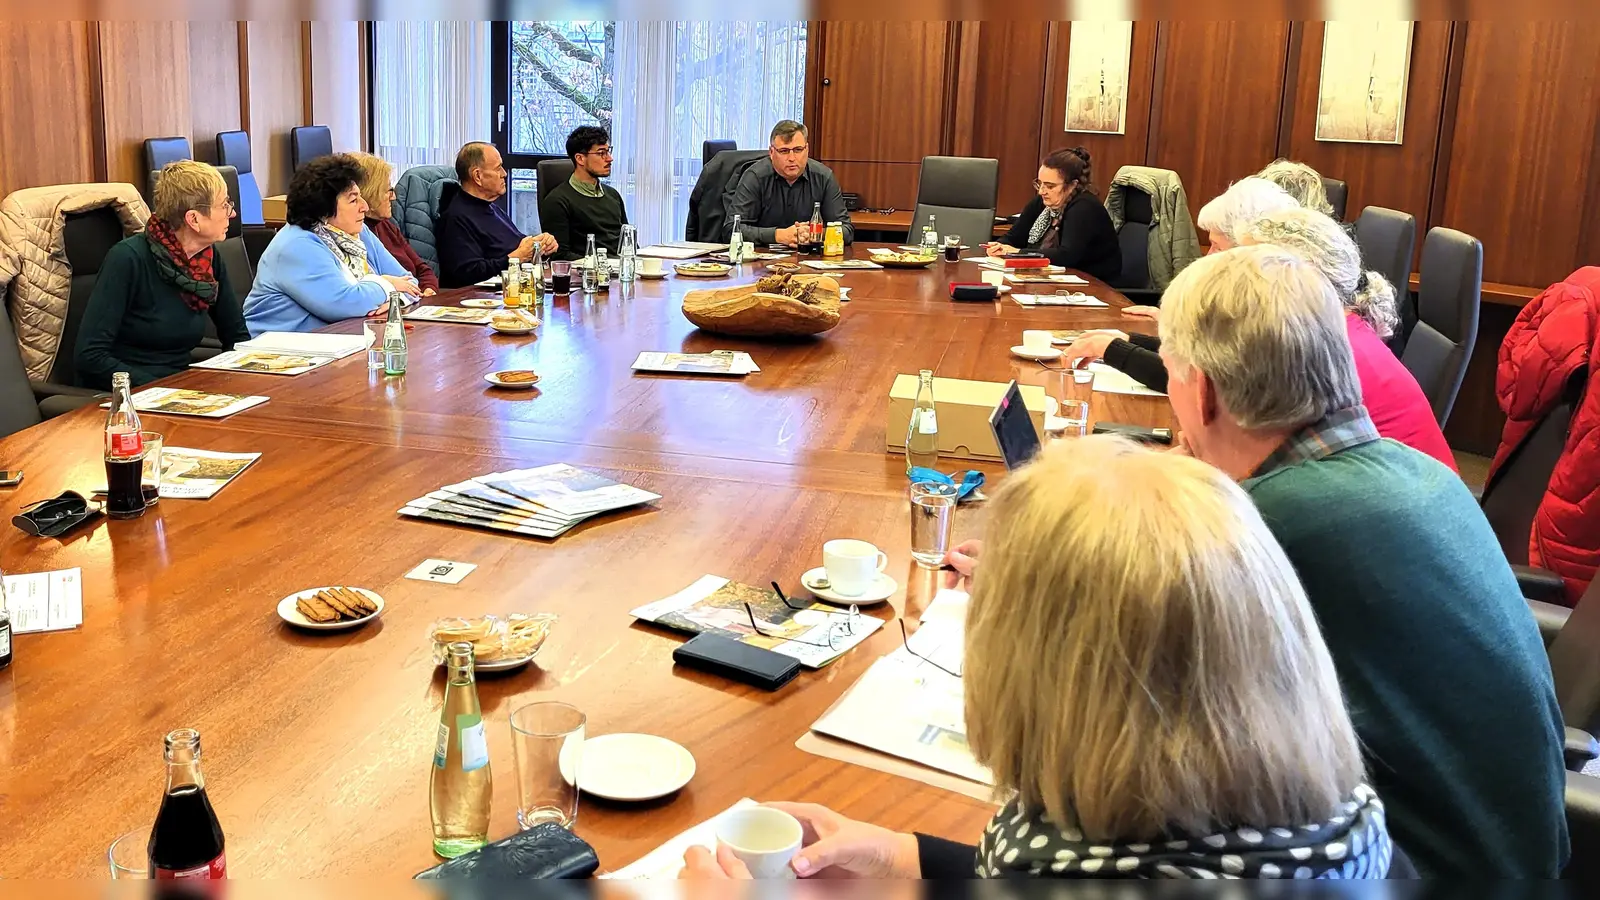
xmin=144 ymin=216 xmax=219 ymax=312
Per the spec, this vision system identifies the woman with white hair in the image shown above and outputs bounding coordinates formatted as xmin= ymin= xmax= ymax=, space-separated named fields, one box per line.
xmin=1256 ymin=159 xmax=1336 ymax=218
xmin=683 ymin=436 xmax=1405 ymax=881
xmin=1196 ymin=176 xmax=1299 ymax=252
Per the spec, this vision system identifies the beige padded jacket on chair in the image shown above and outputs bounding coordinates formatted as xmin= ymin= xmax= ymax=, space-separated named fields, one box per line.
xmin=0 ymin=183 xmax=148 ymax=380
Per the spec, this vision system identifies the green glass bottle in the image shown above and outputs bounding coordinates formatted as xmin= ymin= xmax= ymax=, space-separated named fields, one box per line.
xmin=429 ymin=642 xmax=491 ymax=858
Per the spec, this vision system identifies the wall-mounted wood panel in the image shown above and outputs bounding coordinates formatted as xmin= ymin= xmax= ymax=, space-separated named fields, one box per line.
xmin=828 ymin=161 xmax=921 ymax=212
xmin=1283 ymin=21 xmax=1452 ymax=232
xmin=99 ymin=22 xmax=192 ymax=191
xmin=1436 ymin=22 xmax=1600 ymax=288
xmin=965 ymin=21 xmax=1050 ymax=215
xmin=1039 ymin=21 xmax=1159 ymax=214
xmin=1147 ymin=21 xmax=1292 ymax=226
xmin=815 ymin=21 xmax=951 ymax=164
xmin=0 ymin=22 xmax=98 ymax=197
xmin=245 ymin=21 xmax=307 ymax=196
xmin=188 ymin=21 xmax=243 ymax=163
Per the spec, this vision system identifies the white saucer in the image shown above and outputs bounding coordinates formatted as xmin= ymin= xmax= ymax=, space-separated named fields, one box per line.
xmin=636 ymin=271 xmax=669 ymax=280
xmin=562 ymin=733 xmax=696 ymax=802
xmin=800 ymin=567 xmax=897 ymax=606
xmin=1011 ymin=345 xmax=1062 ymax=361
xmin=460 ymin=297 xmax=502 ymax=308
xmin=484 ymin=371 xmax=540 ymax=389
xmin=276 ymin=587 xmax=385 ymax=631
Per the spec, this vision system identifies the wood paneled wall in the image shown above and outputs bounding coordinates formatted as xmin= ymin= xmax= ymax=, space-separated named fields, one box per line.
xmin=811 ymin=19 xmax=1600 ymax=455
xmin=0 ymin=20 xmax=365 ymax=201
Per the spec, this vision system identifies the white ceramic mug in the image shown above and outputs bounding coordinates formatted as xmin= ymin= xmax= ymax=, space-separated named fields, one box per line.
xmin=823 ymin=539 xmax=889 ymax=597
xmin=715 ymin=806 xmax=803 ymax=879
xmin=639 ymin=256 xmax=663 ymax=275
xmin=981 ymin=270 xmax=1005 ymax=287
xmin=1022 ymin=330 xmax=1054 ymax=352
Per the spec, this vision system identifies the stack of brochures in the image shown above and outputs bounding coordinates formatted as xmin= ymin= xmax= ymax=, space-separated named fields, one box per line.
xmin=399 ymin=463 xmax=661 ymax=539
xmin=630 ymin=575 xmax=884 ymax=668
xmin=192 ymin=331 xmax=369 ymax=376
xmin=632 ymin=351 xmax=760 ymax=376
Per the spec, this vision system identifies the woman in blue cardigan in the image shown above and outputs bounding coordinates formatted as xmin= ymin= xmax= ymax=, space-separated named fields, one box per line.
xmin=244 ymin=154 xmax=420 ymax=335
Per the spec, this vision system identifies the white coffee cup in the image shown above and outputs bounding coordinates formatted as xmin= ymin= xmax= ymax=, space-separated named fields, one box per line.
xmin=1022 ymin=330 xmax=1054 ymax=352
xmin=715 ymin=806 xmax=803 ymax=879
xmin=639 ymin=256 xmax=663 ymax=276
xmin=822 ymin=539 xmax=889 ymax=597
xmin=981 ymin=270 xmax=1005 ymax=287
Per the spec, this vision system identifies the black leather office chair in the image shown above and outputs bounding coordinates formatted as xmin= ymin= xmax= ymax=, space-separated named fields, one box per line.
xmin=49 ymin=206 xmax=131 ymax=388
xmin=216 ymin=130 xmax=265 ymax=226
xmin=1402 ymin=227 xmax=1482 ymax=428
xmin=213 ymin=165 xmax=256 ymax=313
xmin=1569 ymin=771 xmax=1600 ymax=883
xmin=142 ymin=136 xmax=193 ymax=200
xmin=1354 ymin=206 xmax=1418 ymax=356
xmin=1321 ymin=177 xmax=1349 ymax=221
xmin=909 ymin=156 xmax=998 ymax=248
xmin=702 ymin=139 xmax=736 ymax=164
xmin=685 ymin=150 xmax=766 ymax=241
xmin=1481 ymin=368 xmax=1585 ymax=575
xmin=290 ymin=125 xmax=333 ymax=172
xmin=535 ymin=159 xmax=577 ymax=228
xmin=0 ymin=300 xmax=101 ymax=433
xmin=1109 ymin=186 xmax=1163 ymax=306
xmin=1528 ymin=574 xmax=1600 ymax=774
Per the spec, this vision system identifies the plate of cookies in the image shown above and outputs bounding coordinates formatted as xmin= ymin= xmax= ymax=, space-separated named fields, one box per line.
xmin=485 ymin=369 xmax=540 ymax=389
xmin=674 ymin=261 xmax=732 ymax=278
xmin=431 ymin=613 xmax=557 ymax=671
xmin=278 ymin=586 xmax=385 ymax=630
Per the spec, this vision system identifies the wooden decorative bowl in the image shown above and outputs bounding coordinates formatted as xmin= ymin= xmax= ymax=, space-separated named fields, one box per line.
xmin=681 ymin=276 xmax=843 ymax=337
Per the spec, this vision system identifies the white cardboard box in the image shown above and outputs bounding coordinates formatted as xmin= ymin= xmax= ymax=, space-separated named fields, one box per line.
xmin=886 ymin=375 xmax=1048 ymax=462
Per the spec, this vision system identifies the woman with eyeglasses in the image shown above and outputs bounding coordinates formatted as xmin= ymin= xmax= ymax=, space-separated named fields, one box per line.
xmin=244 ymin=153 xmax=421 ymax=335
xmin=983 ymin=147 xmax=1121 ymax=282
xmin=351 ymin=152 xmax=438 ymax=295
xmin=684 ymin=436 xmax=1409 ymax=881
xmin=75 ymin=160 xmax=252 ymax=389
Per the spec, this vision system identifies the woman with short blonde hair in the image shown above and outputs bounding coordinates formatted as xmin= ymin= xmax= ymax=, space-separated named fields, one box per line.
xmin=350 ymin=151 xmax=438 ymax=294
xmin=74 ymin=160 xmax=249 ymax=389
xmin=682 ymin=437 xmax=1402 ymax=881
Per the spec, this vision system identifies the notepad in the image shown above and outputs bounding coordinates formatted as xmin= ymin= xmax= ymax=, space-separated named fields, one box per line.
xmin=235 ymin=331 xmax=370 ymax=359
xmin=1089 ymin=362 xmax=1167 ymax=397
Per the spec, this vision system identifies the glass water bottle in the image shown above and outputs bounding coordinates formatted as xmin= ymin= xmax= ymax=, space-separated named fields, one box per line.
xmin=905 ymin=369 xmax=940 ymax=474
xmin=619 ymin=224 xmax=637 ymax=283
xmin=430 ymin=642 xmax=491 ymax=858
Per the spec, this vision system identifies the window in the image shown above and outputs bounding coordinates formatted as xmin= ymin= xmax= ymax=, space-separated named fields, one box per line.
xmin=493 ymin=21 xmax=808 ymax=243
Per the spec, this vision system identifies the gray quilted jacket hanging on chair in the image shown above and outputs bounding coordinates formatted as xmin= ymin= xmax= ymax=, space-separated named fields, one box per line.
xmin=392 ymin=165 xmax=458 ymax=272
xmin=1105 ymin=166 xmax=1201 ymax=290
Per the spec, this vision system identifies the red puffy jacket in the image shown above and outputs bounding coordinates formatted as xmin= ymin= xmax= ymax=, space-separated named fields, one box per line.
xmin=1489 ymin=267 xmax=1600 ymax=606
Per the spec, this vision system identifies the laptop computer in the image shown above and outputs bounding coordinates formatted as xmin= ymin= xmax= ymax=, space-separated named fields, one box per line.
xmin=988 ymin=380 xmax=1042 ymax=471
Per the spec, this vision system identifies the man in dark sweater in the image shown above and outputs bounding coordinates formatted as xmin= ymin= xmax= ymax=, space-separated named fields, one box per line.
xmin=728 ymin=120 xmax=853 ymax=247
xmin=541 ymin=126 xmax=628 ymax=261
xmin=1156 ymin=245 xmax=1569 ymax=877
xmin=435 ymin=141 xmax=558 ymax=287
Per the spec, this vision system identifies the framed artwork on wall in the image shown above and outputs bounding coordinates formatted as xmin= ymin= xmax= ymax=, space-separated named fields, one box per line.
xmin=1315 ymin=21 xmax=1414 ymax=144
xmin=1064 ymin=21 xmax=1133 ymax=135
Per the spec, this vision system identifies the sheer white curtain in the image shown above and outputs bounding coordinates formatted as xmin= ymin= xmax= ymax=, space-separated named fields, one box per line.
xmin=372 ymin=22 xmax=493 ymax=172
xmin=610 ymin=22 xmax=808 ymax=243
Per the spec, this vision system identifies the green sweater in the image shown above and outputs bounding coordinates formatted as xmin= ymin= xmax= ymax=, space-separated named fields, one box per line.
xmin=1244 ymin=437 xmax=1569 ymax=877
xmin=74 ymin=235 xmax=249 ymax=389
xmin=540 ymin=176 xmax=627 ymax=261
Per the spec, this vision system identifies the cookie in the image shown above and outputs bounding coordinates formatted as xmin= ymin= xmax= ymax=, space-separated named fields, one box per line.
xmin=297 ymin=595 xmax=339 ymax=623
xmin=338 ymin=587 xmax=376 ymax=616
xmin=317 ymin=588 xmax=358 ymax=619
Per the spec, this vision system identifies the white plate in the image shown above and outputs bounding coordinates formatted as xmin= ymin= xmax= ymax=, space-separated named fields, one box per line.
xmin=675 ymin=264 xmax=732 ymax=278
xmin=563 ymin=733 xmax=696 ymax=802
xmin=1011 ymin=345 xmax=1062 ymax=361
xmin=800 ymin=567 xmax=897 ymax=606
xmin=636 ymin=271 xmax=669 ymax=280
xmin=484 ymin=371 xmax=540 ymax=390
xmin=436 ymin=651 xmax=539 ymax=672
xmin=460 ymin=297 xmax=502 ymax=308
xmin=276 ymin=587 xmax=385 ymax=631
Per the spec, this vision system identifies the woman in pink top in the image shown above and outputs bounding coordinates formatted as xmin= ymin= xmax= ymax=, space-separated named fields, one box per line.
xmin=1242 ymin=209 xmax=1457 ymax=472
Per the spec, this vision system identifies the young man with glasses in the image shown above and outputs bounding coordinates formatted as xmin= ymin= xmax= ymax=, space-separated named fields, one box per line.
xmin=541 ymin=126 xmax=630 ymax=261
xmin=728 ymin=120 xmax=854 ymax=248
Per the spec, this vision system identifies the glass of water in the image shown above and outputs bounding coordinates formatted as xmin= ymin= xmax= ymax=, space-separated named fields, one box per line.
xmin=1057 ymin=398 xmax=1091 ymax=438
xmin=910 ymin=482 xmax=958 ymax=568
xmin=510 ymin=701 xmax=585 ymax=830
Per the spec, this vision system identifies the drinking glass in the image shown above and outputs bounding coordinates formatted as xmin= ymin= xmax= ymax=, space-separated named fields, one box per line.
xmin=910 ymin=482 xmax=958 ymax=568
xmin=363 ymin=319 xmax=383 ymax=370
xmin=943 ymin=234 xmax=962 ymax=262
xmin=139 ymin=431 xmax=163 ymax=507
xmin=510 ymin=701 xmax=586 ymax=830
xmin=581 ymin=261 xmax=598 ymax=294
xmin=1057 ymin=398 xmax=1091 ymax=438
xmin=108 ymin=828 xmax=149 ymax=878
xmin=551 ymin=260 xmax=572 ymax=295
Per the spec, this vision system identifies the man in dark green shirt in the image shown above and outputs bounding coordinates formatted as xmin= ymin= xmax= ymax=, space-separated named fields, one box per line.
xmin=728 ymin=119 xmax=853 ymax=247
xmin=1157 ymin=245 xmax=1569 ymax=877
xmin=540 ymin=126 xmax=628 ymax=261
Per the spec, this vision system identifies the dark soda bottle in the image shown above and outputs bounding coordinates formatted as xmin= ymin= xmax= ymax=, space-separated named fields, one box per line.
xmin=104 ymin=371 xmax=146 ymax=519
xmin=148 ymin=728 xmax=227 ymax=879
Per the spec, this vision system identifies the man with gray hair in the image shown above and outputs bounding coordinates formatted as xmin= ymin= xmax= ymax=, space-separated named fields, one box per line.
xmin=727 ymin=120 xmax=853 ymax=247
xmin=1159 ymin=245 xmax=1568 ymax=878
xmin=1194 ymin=176 xmax=1297 ymax=252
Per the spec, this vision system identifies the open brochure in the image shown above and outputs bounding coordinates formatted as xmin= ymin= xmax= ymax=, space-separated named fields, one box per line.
xmin=638 ymin=241 xmax=722 ymax=259
xmin=110 ymin=388 xmax=269 ymax=419
xmin=801 ymin=259 xmax=882 ymax=271
xmin=403 ymin=305 xmax=498 ymax=324
xmin=1011 ymin=292 xmax=1109 ymax=308
xmin=632 ymin=351 xmax=759 ymax=376
xmin=2 ymin=568 xmax=83 ymax=635
xmin=190 ymin=349 xmax=337 ymax=376
xmin=158 ymin=448 xmax=261 ymax=499
xmin=234 ymin=331 xmax=370 ymax=360
xmin=630 ymin=574 xmax=884 ymax=668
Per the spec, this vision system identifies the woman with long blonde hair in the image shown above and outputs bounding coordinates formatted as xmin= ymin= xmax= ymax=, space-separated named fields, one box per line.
xmin=683 ymin=437 xmax=1404 ymax=880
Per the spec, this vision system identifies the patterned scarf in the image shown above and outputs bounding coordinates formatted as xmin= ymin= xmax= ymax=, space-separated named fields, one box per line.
xmin=1028 ymin=206 xmax=1062 ymax=249
xmin=312 ymin=222 xmax=372 ymax=280
xmin=144 ymin=216 xmax=218 ymax=312
xmin=977 ymin=783 xmax=1394 ymax=879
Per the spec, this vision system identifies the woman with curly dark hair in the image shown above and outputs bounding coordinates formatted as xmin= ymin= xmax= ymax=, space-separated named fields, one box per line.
xmin=243 ymin=153 xmax=420 ymax=335
xmin=984 ymin=147 xmax=1121 ymax=281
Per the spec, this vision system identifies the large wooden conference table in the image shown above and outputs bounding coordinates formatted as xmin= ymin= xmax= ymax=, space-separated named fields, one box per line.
xmin=0 ymin=244 xmax=1171 ymax=877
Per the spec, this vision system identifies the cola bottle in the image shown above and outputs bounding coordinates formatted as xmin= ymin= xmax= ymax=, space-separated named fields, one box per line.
xmin=148 ymin=728 xmax=227 ymax=879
